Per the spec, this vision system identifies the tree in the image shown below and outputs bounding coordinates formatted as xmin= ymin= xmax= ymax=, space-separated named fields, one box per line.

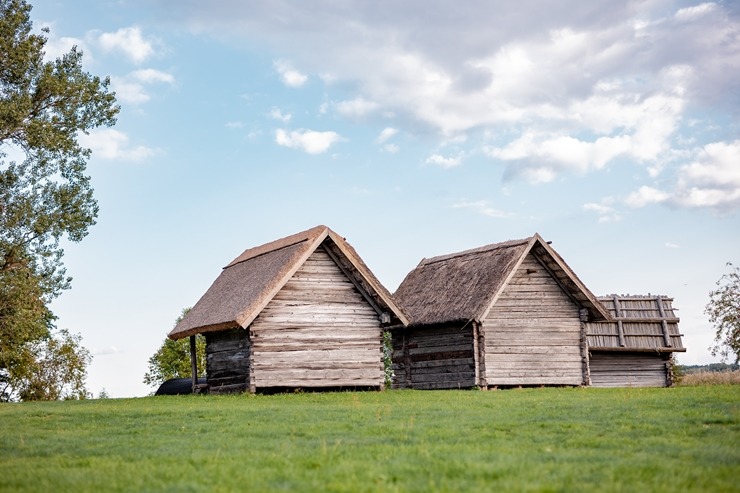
xmin=706 ymin=263 xmax=740 ymax=364
xmin=0 ymin=328 xmax=91 ymax=401
xmin=143 ymin=308 xmax=206 ymax=387
xmin=0 ymin=0 xmax=118 ymax=400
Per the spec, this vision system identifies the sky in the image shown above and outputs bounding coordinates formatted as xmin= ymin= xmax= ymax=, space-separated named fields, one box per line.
xmin=22 ymin=0 xmax=740 ymax=397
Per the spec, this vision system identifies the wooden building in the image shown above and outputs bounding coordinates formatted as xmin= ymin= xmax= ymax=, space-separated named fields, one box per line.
xmin=391 ymin=234 xmax=612 ymax=389
xmin=169 ymin=225 xmax=409 ymax=394
xmin=586 ymin=295 xmax=685 ymax=387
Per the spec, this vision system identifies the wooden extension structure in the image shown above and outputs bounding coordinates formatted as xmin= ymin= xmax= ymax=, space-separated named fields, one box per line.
xmin=169 ymin=225 xmax=409 ymax=394
xmin=391 ymin=234 xmax=612 ymax=390
xmin=586 ymin=295 xmax=685 ymax=387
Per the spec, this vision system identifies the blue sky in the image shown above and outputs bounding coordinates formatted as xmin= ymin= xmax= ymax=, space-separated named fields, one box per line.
xmin=26 ymin=0 xmax=740 ymax=397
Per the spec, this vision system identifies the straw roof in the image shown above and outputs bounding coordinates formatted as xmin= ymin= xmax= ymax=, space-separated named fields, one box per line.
xmin=394 ymin=233 xmax=611 ymax=327
xmin=169 ymin=225 xmax=409 ymax=340
xmin=587 ymin=295 xmax=685 ymax=352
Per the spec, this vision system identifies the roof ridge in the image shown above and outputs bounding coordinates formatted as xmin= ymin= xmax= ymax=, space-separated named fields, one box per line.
xmin=420 ymin=237 xmax=532 ymax=266
xmin=224 ymin=225 xmax=329 ymax=268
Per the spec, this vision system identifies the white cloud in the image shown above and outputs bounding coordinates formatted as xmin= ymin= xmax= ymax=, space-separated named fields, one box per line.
xmin=131 ymin=68 xmax=175 ymax=84
xmin=269 ymin=108 xmax=292 ymax=123
xmin=334 ymin=98 xmax=379 ymax=118
xmin=675 ymin=2 xmax=717 ymax=22
xmin=583 ymin=202 xmax=622 ymax=223
xmin=110 ymin=69 xmax=175 ymax=104
xmin=625 ymin=140 xmax=740 ymax=212
xmin=426 ymin=153 xmax=462 ymax=168
xmin=225 ymin=121 xmax=244 ymax=128
xmin=453 ymin=200 xmax=512 ymax=218
xmin=672 ymin=140 xmax=740 ymax=211
xmin=78 ymin=129 xmax=158 ymax=161
xmin=665 ymin=242 xmax=680 ymax=249
xmin=383 ymin=143 xmax=399 ymax=154
xmin=273 ymin=59 xmax=308 ymax=87
xmin=98 ymin=26 xmax=156 ymax=64
xmin=625 ymin=186 xmax=670 ymax=208
xmin=376 ymin=127 xmax=398 ymax=144
xmin=163 ymin=2 xmax=740 ymax=186
xmin=275 ymin=128 xmax=341 ymax=154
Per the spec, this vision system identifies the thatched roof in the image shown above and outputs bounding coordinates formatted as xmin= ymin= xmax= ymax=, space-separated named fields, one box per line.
xmin=169 ymin=225 xmax=409 ymax=340
xmin=587 ymin=295 xmax=685 ymax=352
xmin=394 ymin=233 xmax=611 ymax=327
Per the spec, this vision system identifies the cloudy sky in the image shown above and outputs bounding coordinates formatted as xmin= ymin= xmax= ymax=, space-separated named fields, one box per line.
xmin=28 ymin=0 xmax=740 ymax=396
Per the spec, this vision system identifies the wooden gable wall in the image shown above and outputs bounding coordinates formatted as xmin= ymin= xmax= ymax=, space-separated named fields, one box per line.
xmin=483 ymin=252 xmax=585 ymax=386
xmin=249 ymin=246 xmax=384 ymax=390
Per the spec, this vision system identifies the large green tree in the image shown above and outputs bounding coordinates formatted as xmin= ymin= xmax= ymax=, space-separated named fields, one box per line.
xmin=0 ymin=0 xmax=118 ymax=400
xmin=706 ymin=263 xmax=740 ymax=364
xmin=143 ymin=308 xmax=206 ymax=388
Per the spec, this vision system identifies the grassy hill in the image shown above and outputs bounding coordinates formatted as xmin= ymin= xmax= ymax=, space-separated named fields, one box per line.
xmin=1 ymin=386 xmax=738 ymax=492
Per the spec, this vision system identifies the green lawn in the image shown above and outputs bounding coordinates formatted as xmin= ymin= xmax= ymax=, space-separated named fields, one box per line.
xmin=1 ymin=386 xmax=738 ymax=492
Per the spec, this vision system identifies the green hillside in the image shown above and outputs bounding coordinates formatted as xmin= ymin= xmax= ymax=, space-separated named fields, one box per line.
xmin=1 ymin=386 xmax=738 ymax=492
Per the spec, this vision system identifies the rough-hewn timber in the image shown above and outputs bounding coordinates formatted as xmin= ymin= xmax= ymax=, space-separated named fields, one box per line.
xmin=589 ymin=351 xmax=672 ymax=387
xmin=249 ymin=247 xmax=383 ymax=390
xmin=205 ymin=327 xmax=250 ymax=394
xmin=483 ymin=253 xmax=584 ymax=386
xmin=391 ymin=325 xmax=476 ymax=390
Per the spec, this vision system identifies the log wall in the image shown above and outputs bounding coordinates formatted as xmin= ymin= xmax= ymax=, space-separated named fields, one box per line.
xmin=483 ymin=253 xmax=584 ymax=386
xmin=391 ymin=325 xmax=476 ymax=390
xmin=589 ymin=352 xmax=670 ymax=387
xmin=205 ymin=327 xmax=250 ymax=394
xmin=249 ymin=247 xmax=383 ymax=390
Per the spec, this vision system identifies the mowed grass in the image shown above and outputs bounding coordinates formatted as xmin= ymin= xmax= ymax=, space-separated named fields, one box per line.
xmin=1 ymin=386 xmax=738 ymax=492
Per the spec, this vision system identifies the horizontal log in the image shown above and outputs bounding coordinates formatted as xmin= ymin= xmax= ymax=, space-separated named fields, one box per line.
xmin=487 ymin=346 xmax=581 ymax=355
xmin=254 ymin=377 xmax=382 ymax=387
xmin=487 ymin=376 xmax=582 ymax=385
xmin=208 ymin=383 xmax=248 ymax=394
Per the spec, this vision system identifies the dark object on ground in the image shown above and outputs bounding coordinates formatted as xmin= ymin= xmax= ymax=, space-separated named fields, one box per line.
xmin=155 ymin=378 xmax=207 ymax=396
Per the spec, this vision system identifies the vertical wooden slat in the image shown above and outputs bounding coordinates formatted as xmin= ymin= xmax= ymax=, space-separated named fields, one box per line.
xmin=612 ymin=295 xmax=626 ymax=347
xmin=656 ymin=296 xmax=672 ymax=347
xmin=189 ymin=335 xmax=197 ymax=391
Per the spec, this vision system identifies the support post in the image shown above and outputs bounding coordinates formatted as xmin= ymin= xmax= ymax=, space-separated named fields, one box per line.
xmin=190 ymin=335 xmax=198 ymax=391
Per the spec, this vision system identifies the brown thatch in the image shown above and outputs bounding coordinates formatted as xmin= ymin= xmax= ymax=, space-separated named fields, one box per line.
xmin=587 ymin=295 xmax=685 ymax=352
xmin=169 ymin=225 xmax=409 ymax=340
xmin=394 ymin=233 xmax=611 ymax=327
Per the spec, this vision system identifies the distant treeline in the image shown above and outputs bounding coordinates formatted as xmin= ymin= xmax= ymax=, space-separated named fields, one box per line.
xmin=678 ymin=363 xmax=739 ymax=374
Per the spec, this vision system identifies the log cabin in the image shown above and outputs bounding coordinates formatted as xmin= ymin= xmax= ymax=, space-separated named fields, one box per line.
xmin=586 ymin=295 xmax=685 ymax=387
xmin=391 ymin=234 xmax=612 ymax=389
xmin=169 ymin=225 xmax=409 ymax=394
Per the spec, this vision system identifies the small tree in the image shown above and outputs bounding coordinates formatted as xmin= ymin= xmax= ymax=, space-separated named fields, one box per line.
xmin=706 ymin=263 xmax=740 ymax=364
xmin=0 ymin=329 xmax=91 ymax=401
xmin=143 ymin=308 xmax=206 ymax=387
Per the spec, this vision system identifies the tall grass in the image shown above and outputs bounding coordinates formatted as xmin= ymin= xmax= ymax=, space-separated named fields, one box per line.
xmin=678 ymin=370 xmax=740 ymax=386
xmin=1 ymin=386 xmax=738 ymax=492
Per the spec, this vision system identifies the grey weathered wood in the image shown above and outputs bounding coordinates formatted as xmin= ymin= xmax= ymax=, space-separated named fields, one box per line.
xmin=589 ymin=352 xmax=669 ymax=387
xmin=656 ymin=296 xmax=672 ymax=347
xmin=612 ymin=295 xmax=626 ymax=347
xmin=390 ymin=325 xmax=476 ymax=390
xmin=249 ymin=248 xmax=383 ymax=389
xmin=484 ymin=253 xmax=583 ymax=386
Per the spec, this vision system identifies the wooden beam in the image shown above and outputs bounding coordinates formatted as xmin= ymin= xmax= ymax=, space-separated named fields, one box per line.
xmin=656 ymin=296 xmax=673 ymax=347
xmin=612 ymin=295 xmax=626 ymax=347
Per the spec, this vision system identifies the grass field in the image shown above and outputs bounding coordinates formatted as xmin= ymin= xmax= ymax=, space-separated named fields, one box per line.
xmin=1 ymin=386 xmax=738 ymax=492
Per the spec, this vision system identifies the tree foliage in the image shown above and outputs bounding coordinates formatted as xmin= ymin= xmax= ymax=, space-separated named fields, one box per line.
xmin=0 ymin=328 xmax=91 ymax=401
xmin=0 ymin=0 xmax=118 ymax=400
xmin=706 ymin=262 xmax=740 ymax=364
xmin=143 ymin=308 xmax=206 ymax=387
